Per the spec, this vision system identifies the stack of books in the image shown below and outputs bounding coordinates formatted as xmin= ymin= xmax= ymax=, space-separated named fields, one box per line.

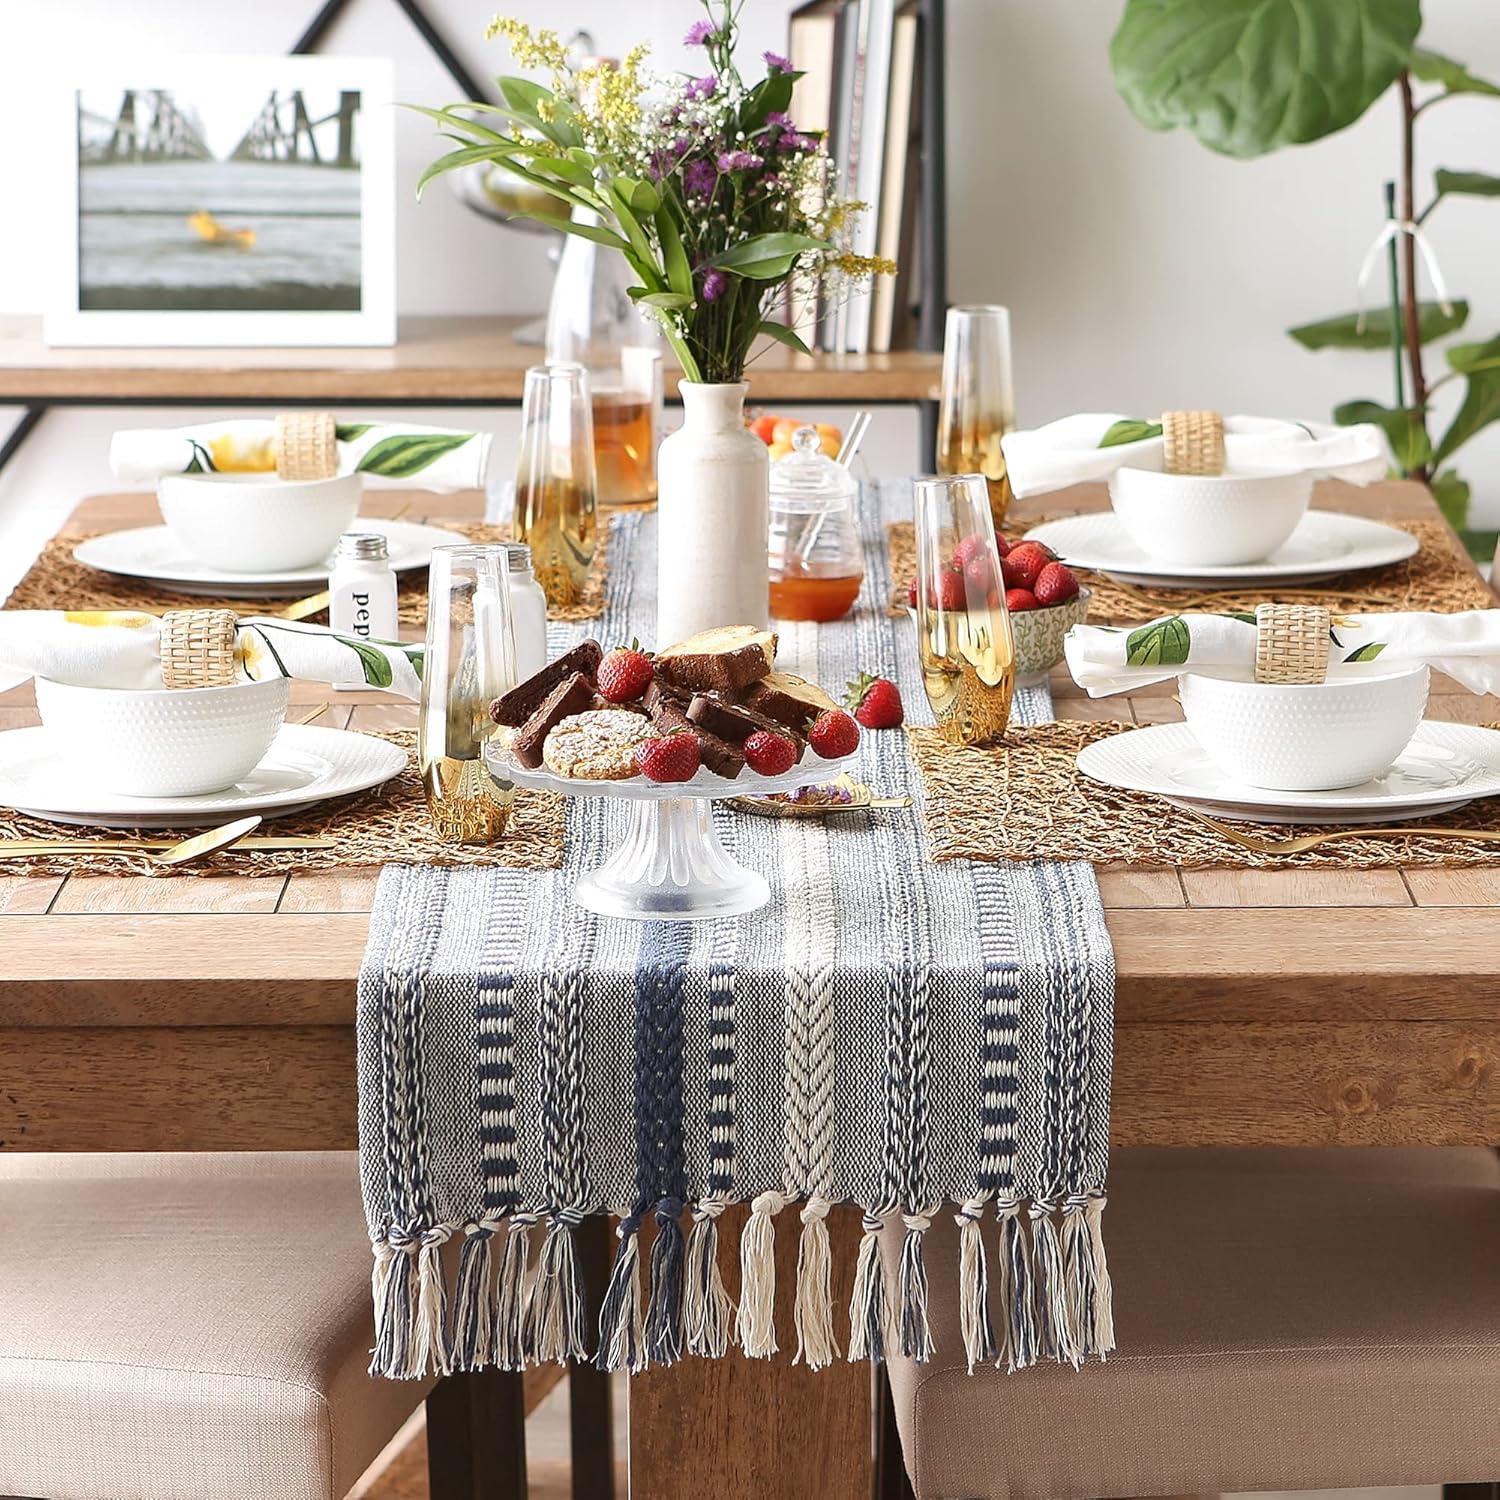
xmin=788 ymin=0 xmax=943 ymax=354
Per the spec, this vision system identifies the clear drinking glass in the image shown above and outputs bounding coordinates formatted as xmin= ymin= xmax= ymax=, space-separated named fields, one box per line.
xmin=513 ymin=362 xmax=599 ymax=610
xmin=912 ymin=473 xmax=1016 ymax=746
xmin=936 ymin=305 xmax=1016 ymax=531
xmin=420 ymin=544 xmax=518 ymax=843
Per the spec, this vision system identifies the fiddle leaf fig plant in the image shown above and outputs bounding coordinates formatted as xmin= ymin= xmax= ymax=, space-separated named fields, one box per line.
xmin=1110 ymin=0 xmax=1500 ymax=544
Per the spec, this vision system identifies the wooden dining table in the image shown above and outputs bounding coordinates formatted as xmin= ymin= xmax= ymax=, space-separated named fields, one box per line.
xmin=3 ymin=475 xmax=1498 ymax=1498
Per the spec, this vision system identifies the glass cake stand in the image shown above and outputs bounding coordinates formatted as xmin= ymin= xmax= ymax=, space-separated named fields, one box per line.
xmin=486 ymin=743 xmax=858 ymax=921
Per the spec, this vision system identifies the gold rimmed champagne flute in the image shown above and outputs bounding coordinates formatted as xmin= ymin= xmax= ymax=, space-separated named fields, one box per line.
xmin=913 ymin=473 xmax=1016 ymax=746
xmin=936 ymin=305 xmax=1016 ymax=530
xmin=420 ymin=544 xmax=518 ymax=843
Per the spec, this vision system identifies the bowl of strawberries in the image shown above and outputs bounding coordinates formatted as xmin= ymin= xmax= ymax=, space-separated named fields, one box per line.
xmin=996 ymin=538 xmax=1090 ymax=686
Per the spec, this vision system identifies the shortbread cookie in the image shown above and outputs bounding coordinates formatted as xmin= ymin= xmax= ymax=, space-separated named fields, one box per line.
xmin=542 ymin=709 xmax=652 ymax=781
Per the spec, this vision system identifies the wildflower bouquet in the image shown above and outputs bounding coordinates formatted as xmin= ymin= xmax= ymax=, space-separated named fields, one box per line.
xmin=415 ymin=1 xmax=892 ymax=385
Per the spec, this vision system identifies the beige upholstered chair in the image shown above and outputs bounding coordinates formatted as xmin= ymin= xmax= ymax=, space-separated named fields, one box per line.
xmin=883 ymin=1147 xmax=1500 ymax=1500
xmin=0 ymin=1152 xmax=432 ymax=1500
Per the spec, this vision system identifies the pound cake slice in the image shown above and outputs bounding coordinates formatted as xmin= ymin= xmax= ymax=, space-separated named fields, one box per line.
xmin=490 ymin=640 xmax=602 ymax=727
xmin=741 ymin=671 xmax=838 ymax=733
xmin=655 ymin=626 xmax=777 ymax=694
xmin=510 ymin=672 xmax=595 ymax=769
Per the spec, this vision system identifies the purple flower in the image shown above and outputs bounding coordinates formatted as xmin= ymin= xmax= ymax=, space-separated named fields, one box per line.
xmin=682 ymin=157 xmax=718 ymax=198
xmin=765 ymin=111 xmax=793 ymax=127
xmin=683 ymin=19 xmax=715 ymax=46
xmin=700 ymin=268 xmax=728 ymax=302
xmin=763 ymin=50 xmax=792 ymax=72
xmin=717 ymin=149 xmax=763 ymax=172
xmin=781 ymin=131 xmax=817 ymax=153
xmin=683 ymin=74 xmax=719 ymax=101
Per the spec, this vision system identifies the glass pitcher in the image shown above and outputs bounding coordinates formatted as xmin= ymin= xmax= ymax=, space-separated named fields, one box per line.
xmin=767 ymin=425 xmax=864 ymax=622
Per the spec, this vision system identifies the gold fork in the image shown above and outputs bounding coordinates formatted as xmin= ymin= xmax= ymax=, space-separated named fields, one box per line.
xmin=1181 ymin=805 xmax=1500 ymax=856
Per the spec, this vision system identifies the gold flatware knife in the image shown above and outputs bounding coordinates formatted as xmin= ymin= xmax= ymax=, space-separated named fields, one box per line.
xmin=278 ymin=590 xmax=330 ymax=621
xmin=1181 ymin=805 xmax=1500 ymax=856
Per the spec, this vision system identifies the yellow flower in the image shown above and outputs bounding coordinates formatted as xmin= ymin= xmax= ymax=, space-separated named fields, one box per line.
xmin=832 ymin=252 xmax=898 ymax=278
xmin=485 ymin=17 xmax=570 ymax=73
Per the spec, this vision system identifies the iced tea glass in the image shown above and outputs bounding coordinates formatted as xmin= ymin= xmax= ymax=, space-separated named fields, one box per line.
xmin=936 ymin=305 xmax=1015 ymax=530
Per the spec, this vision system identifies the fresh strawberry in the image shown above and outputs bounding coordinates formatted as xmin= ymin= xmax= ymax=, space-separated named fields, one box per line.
xmin=933 ymin=567 xmax=966 ymax=611
xmin=1001 ymin=541 xmax=1055 ymax=591
xmin=1005 ymin=587 xmax=1039 ymax=612
xmin=952 ymin=532 xmax=990 ymax=569
xmin=1033 ymin=561 xmax=1080 ymax=607
xmin=907 ymin=575 xmax=918 ymax=608
xmin=845 ymin=672 xmax=904 ymax=729
xmin=636 ymin=731 xmax=700 ymax=782
xmin=596 ymin=643 xmax=654 ymax=703
xmin=743 ymin=728 xmax=799 ymax=776
xmin=807 ymin=708 xmax=861 ymax=759
xmin=995 ymin=533 xmax=1014 ymax=558
xmin=963 ymin=554 xmax=995 ymax=595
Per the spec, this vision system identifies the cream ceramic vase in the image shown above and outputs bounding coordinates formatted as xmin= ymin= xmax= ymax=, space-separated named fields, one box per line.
xmin=655 ymin=381 xmax=770 ymax=646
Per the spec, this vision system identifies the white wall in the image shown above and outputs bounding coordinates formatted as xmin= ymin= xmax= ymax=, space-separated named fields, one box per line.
xmin=2 ymin=0 xmax=1498 ymax=534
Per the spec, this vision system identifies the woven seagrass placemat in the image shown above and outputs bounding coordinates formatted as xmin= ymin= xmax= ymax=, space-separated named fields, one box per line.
xmin=885 ymin=518 xmax=1494 ymax=623
xmin=908 ymin=721 xmax=1500 ymax=870
xmin=5 ymin=522 xmax=610 ymax=625
xmin=0 ymin=730 xmax=564 ymax=878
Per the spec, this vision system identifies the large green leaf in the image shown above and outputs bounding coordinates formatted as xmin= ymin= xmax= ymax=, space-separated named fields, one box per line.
xmin=1288 ymin=301 xmax=1469 ymax=350
xmin=1109 ymin=0 xmax=1421 ymax=158
xmin=496 ymin=77 xmax=581 ymax=148
xmin=1430 ymin=468 xmax=1472 ymax=531
xmin=354 ymin=432 xmax=476 ymax=478
xmin=1125 ymin=616 xmax=1191 ymax=667
xmin=334 ymin=423 xmax=371 ymax=442
xmin=656 ymin=209 xmax=694 ymax=301
xmin=707 ymin=233 xmax=828 ymax=273
xmin=416 ymin=142 xmax=515 ymax=197
xmin=1098 ymin=418 xmax=1162 ymax=448
xmin=523 ymin=209 xmax=632 ymax=253
xmin=1333 ymin=399 xmax=1432 ymax=472
xmin=1434 ymin=334 xmax=1500 ymax=465
xmin=1433 ymin=169 xmax=1500 ymax=203
xmin=1409 ymin=48 xmax=1500 ymax=98
xmin=756 ymin=320 xmax=813 ymax=356
xmin=338 ymin=637 xmax=395 ymax=689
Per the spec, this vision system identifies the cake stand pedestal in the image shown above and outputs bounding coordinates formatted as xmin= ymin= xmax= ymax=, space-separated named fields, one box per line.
xmin=489 ymin=746 xmax=857 ymax=922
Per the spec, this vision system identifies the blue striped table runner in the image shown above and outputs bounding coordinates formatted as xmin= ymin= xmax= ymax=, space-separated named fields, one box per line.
xmin=358 ymin=480 xmax=1115 ymax=1378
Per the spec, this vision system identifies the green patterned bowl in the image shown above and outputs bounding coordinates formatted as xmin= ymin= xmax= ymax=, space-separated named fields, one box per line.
xmin=1011 ymin=588 xmax=1091 ymax=686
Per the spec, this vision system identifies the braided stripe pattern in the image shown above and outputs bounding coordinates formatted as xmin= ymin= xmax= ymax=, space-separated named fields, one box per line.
xmin=704 ymin=917 xmax=739 ymax=1200
xmin=476 ymin=869 xmax=530 ymax=1218
xmin=633 ymin=923 xmax=691 ymax=1213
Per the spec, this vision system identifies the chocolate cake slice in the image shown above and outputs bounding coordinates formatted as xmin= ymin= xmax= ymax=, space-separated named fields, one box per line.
xmin=510 ymin=672 xmax=595 ymax=769
xmin=642 ymin=676 xmax=689 ymax=717
xmin=687 ymin=691 xmax=804 ymax=750
xmin=650 ymin=699 xmax=746 ymax=780
xmin=655 ymin=626 xmax=777 ymax=694
xmin=741 ymin=671 xmax=838 ymax=733
xmin=489 ymin=640 xmax=602 ymax=727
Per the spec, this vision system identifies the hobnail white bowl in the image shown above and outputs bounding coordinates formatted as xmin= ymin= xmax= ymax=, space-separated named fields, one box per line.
xmin=1011 ymin=589 xmax=1090 ymax=686
xmin=34 ymin=676 xmax=291 ymax=797
xmin=157 ymin=472 xmax=362 ymax=573
xmin=1179 ymin=665 xmax=1430 ymax=791
xmin=1108 ymin=466 xmax=1313 ymax=567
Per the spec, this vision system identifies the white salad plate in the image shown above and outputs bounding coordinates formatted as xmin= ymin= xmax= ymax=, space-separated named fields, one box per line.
xmin=1023 ymin=510 xmax=1418 ymax=588
xmin=1076 ymin=720 xmax=1500 ymax=825
xmin=0 ymin=723 xmax=406 ymax=829
xmin=73 ymin=519 xmax=470 ymax=598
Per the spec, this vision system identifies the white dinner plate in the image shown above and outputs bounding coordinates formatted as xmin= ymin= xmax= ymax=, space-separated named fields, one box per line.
xmin=73 ymin=519 xmax=470 ymax=598
xmin=0 ymin=723 xmax=406 ymax=829
xmin=1076 ymin=719 xmax=1500 ymax=824
xmin=1024 ymin=510 xmax=1419 ymax=587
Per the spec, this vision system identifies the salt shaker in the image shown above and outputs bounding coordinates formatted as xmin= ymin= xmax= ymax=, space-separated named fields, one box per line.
xmin=329 ymin=533 xmax=398 ymax=689
xmin=501 ymin=542 xmax=548 ymax=680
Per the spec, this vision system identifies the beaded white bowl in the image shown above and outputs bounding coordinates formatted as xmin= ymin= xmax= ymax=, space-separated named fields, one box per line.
xmin=157 ymin=472 xmax=362 ymax=573
xmin=1108 ymin=466 xmax=1313 ymax=568
xmin=1010 ymin=589 xmax=1090 ymax=686
xmin=1178 ymin=665 xmax=1430 ymax=791
xmin=34 ymin=676 xmax=291 ymax=797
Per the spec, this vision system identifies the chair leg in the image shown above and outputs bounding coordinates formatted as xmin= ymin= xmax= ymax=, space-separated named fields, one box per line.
xmin=872 ymin=1365 xmax=916 ymax=1500
xmin=568 ymin=1216 xmax=615 ymax=1500
xmin=1444 ymin=1487 xmax=1500 ymax=1499
xmin=426 ymin=1369 xmax=528 ymax=1500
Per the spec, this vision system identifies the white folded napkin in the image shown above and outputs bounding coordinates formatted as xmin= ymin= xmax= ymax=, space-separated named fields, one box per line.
xmin=0 ymin=611 xmax=423 ymax=699
xmin=109 ymin=419 xmax=491 ymax=493
xmin=1065 ymin=609 xmax=1500 ymax=698
xmin=1001 ymin=414 xmax=1388 ymax=499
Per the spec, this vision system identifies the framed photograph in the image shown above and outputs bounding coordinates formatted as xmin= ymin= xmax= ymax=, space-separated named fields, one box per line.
xmin=47 ymin=55 xmax=395 ymax=347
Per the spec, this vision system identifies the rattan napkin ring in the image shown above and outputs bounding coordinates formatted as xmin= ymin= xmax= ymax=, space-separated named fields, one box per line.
xmin=1254 ymin=602 xmax=1330 ymax=684
xmin=1161 ymin=409 xmax=1225 ymax=476
xmin=274 ymin=411 xmax=338 ymax=481
xmin=160 ymin=608 xmax=240 ymax=689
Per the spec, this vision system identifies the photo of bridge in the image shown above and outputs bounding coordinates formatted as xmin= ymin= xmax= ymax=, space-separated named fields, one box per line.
xmin=75 ymin=84 xmax=364 ymax=313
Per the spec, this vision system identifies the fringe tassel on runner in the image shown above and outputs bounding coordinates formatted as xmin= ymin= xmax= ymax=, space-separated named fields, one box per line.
xmin=737 ymin=1190 xmax=787 ymax=1357
xmin=645 ymin=1197 xmax=686 ymax=1366
xmin=956 ymin=1198 xmax=998 ymax=1372
xmin=528 ymin=1210 xmax=589 ymax=1365
xmin=794 ymin=1195 xmax=839 ymax=1369
xmin=450 ymin=1222 xmax=496 ymax=1370
xmin=684 ymin=1200 xmax=733 ymax=1358
xmin=1029 ymin=1201 xmax=1079 ymax=1367
xmin=1087 ymin=1194 xmax=1116 ymax=1355
xmin=998 ymin=1199 xmax=1037 ymax=1371
xmin=597 ymin=1213 xmax=645 ymax=1372
xmin=898 ymin=1211 xmax=935 ymax=1363
xmin=847 ymin=1211 xmax=890 ymax=1364
xmin=495 ymin=1213 xmax=537 ymax=1370
xmin=412 ymin=1227 xmax=453 ymax=1378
